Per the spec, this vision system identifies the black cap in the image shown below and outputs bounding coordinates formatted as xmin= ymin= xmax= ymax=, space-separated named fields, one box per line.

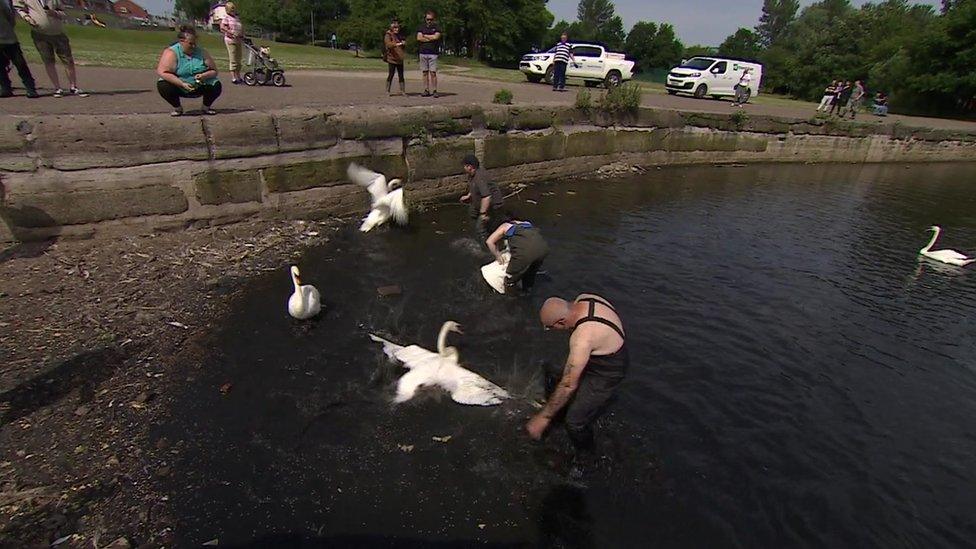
xmin=463 ymin=154 xmax=480 ymax=168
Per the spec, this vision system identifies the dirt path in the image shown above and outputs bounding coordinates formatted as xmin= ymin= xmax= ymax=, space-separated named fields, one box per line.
xmin=2 ymin=65 xmax=974 ymax=131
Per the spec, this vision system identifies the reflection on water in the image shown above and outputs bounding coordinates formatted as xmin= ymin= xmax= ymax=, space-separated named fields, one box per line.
xmin=158 ymin=162 xmax=976 ymax=547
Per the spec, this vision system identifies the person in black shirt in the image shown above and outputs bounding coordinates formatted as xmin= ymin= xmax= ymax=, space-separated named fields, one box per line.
xmin=416 ymin=10 xmax=441 ymax=97
xmin=459 ymin=154 xmax=503 ymax=240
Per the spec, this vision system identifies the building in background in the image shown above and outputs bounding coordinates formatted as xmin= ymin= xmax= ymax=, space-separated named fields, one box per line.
xmin=113 ymin=0 xmax=149 ymax=20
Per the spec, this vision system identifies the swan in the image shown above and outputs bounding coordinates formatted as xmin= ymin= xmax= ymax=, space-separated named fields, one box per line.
xmin=287 ymin=265 xmax=321 ymax=319
xmin=346 ymin=162 xmax=408 ymax=232
xmin=369 ymin=321 xmax=510 ymax=406
xmin=919 ymin=226 xmax=975 ymax=266
xmin=481 ymin=251 xmax=510 ymax=294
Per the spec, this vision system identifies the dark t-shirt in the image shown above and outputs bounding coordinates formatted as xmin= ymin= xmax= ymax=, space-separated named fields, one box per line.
xmin=417 ymin=23 xmax=441 ymax=55
xmin=468 ymin=169 xmax=502 ymax=217
xmin=838 ymin=85 xmax=853 ymax=102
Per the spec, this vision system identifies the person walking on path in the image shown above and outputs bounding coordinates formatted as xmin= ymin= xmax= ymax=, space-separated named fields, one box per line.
xmin=383 ymin=19 xmax=406 ymax=96
xmin=486 ymin=217 xmax=549 ymax=295
xmin=731 ymin=67 xmax=752 ymax=107
xmin=847 ymin=80 xmax=865 ymax=119
xmin=155 ymin=26 xmax=222 ymax=116
xmin=829 ymin=80 xmax=850 ymax=116
xmin=0 ymin=0 xmax=38 ymax=98
xmin=817 ymin=80 xmax=837 ymax=113
xmin=14 ymin=0 xmax=84 ymax=96
xmin=459 ymin=154 xmax=503 ymax=241
xmin=219 ymin=1 xmax=244 ymax=84
xmin=416 ymin=10 xmax=441 ymax=97
xmin=551 ymin=33 xmax=574 ymax=92
xmin=529 ymin=294 xmax=629 ymax=478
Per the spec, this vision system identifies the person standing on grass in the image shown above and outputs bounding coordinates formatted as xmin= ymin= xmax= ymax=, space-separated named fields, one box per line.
xmin=732 ymin=67 xmax=752 ymax=107
xmin=551 ymin=33 xmax=574 ymax=92
xmin=155 ymin=26 xmax=221 ymax=116
xmin=847 ymin=80 xmax=865 ymax=119
xmin=416 ymin=10 xmax=441 ymax=97
xmin=0 ymin=0 xmax=38 ymax=98
xmin=219 ymin=1 xmax=244 ymax=84
xmin=383 ymin=19 xmax=406 ymax=96
xmin=13 ymin=0 xmax=84 ymax=97
xmin=817 ymin=80 xmax=837 ymax=113
xmin=829 ymin=80 xmax=849 ymax=116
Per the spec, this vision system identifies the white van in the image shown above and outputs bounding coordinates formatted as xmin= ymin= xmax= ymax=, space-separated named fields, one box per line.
xmin=665 ymin=57 xmax=763 ymax=101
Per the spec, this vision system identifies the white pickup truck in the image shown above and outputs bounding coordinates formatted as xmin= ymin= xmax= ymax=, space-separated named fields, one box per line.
xmin=519 ymin=43 xmax=635 ymax=88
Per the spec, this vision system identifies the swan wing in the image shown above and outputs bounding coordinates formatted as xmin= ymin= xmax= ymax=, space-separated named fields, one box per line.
xmin=923 ymin=249 xmax=974 ymax=265
xmin=394 ymin=368 xmax=430 ymax=403
xmin=288 ymin=284 xmax=321 ymax=319
xmin=368 ymin=333 xmax=405 ymax=359
xmin=448 ymin=366 xmax=510 ymax=406
xmin=383 ymin=188 xmax=408 ymax=226
xmin=347 ymin=163 xmax=388 ymax=205
xmin=480 ymin=252 xmax=510 ymax=294
xmin=392 ymin=344 xmax=447 ymax=371
xmin=359 ymin=207 xmax=389 ymax=232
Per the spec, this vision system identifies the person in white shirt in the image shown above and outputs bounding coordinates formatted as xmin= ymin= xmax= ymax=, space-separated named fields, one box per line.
xmin=732 ymin=67 xmax=751 ymax=107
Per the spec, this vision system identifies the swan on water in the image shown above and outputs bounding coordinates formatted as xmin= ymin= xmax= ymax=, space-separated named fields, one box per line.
xmin=369 ymin=321 xmax=510 ymax=406
xmin=919 ymin=226 xmax=975 ymax=266
xmin=288 ymin=265 xmax=321 ymax=319
xmin=347 ymin=162 xmax=408 ymax=232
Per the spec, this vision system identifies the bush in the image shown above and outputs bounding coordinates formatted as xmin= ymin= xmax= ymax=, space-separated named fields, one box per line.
xmin=597 ymin=83 xmax=642 ymax=113
xmin=730 ymin=110 xmax=749 ymax=129
xmin=575 ymin=88 xmax=593 ymax=111
xmin=492 ymin=89 xmax=514 ymax=105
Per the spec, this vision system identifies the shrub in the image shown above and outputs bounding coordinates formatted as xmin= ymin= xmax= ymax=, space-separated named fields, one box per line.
xmin=597 ymin=83 xmax=642 ymax=113
xmin=575 ymin=88 xmax=593 ymax=111
xmin=492 ymin=89 xmax=514 ymax=105
xmin=730 ymin=110 xmax=749 ymax=129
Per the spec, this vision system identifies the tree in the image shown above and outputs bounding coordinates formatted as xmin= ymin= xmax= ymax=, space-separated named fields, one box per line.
xmin=624 ymin=21 xmax=657 ymax=71
xmin=577 ymin=0 xmax=615 ymax=30
xmin=718 ymin=28 xmax=761 ymax=59
xmin=645 ymin=23 xmax=684 ymax=69
xmin=597 ymin=15 xmax=625 ymax=50
xmin=755 ymin=0 xmax=799 ymax=47
xmin=174 ymin=0 xmax=211 ymax=20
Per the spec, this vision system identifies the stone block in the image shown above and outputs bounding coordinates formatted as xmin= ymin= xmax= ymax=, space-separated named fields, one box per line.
xmin=485 ymin=106 xmax=557 ymax=131
xmin=194 ymin=169 xmax=263 ymax=205
xmin=743 ymin=115 xmax=793 ymax=134
xmin=0 ymin=118 xmax=33 ymax=172
xmin=206 ymin=111 xmax=278 ymax=159
xmin=264 ymin=154 xmax=406 ymax=193
xmin=484 ymin=132 xmax=567 ymax=169
xmin=31 ymin=115 xmax=209 ymax=170
xmin=615 ymin=130 xmax=667 ymax=153
xmin=566 ymin=131 xmax=616 ymax=157
xmin=665 ymin=129 xmax=767 ymax=152
xmin=275 ymin=110 xmax=340 ymax=153
xmin=407 ymin=139 xmax=475 ymax=180
xmin=1 ymin=185 xmax=188 ymax=227
xmin=634 ymin=108 xmax=686 ymax=129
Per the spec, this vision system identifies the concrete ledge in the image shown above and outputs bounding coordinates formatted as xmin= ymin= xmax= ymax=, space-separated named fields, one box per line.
xmin=2 ymin=102 xmax=976 ymax=243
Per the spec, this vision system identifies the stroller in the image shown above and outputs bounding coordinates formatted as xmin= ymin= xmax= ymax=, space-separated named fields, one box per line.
xmin=242 ymin=38 xmax=286 ymax=87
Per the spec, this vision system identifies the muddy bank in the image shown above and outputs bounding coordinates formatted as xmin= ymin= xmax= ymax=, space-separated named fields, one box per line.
xmin=0 ymin=217 xmax=341 ymax=546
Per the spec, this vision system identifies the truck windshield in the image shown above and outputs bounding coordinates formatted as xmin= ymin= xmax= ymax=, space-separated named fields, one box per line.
xmin=680 ymin=58 xmax=715 ymax=70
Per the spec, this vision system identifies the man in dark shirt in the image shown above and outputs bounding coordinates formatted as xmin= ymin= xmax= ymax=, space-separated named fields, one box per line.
xmin=459 ymin=154 xmax=503 ymax=240
xmin=416 ymin=10 xmax=441 ymax=97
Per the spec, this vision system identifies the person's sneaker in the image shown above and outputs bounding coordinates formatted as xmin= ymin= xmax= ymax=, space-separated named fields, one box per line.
xmin=69 ymin=87 xmax=89 ymax=97
xmin=422 ymin=90 xmax=431 ymax=97
xmin=170 ymin=107 xmax=184 ymax=117
xmin=53 ymin=88 xmax=65 ymax=98
xmin=432 ymin=91 xmax=439 ymax=98
xmin=25 ymin=89 xmax=39 ymax=98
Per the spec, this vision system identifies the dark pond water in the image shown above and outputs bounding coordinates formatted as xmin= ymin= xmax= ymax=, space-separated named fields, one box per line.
xmin=157 ymin=162 xmax=976 ymax=548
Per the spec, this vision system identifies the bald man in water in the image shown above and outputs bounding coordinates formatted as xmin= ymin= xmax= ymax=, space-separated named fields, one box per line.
xmin=527 ymin=294 xmax=629 ymax=468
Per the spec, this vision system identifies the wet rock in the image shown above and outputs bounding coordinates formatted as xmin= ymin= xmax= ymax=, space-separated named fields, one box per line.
xmin=155 ymin=466 xmax=171 ymax=478
xmin=42 ymin=512 xmax=67 ymax=529
xmin=73 ymin=405 xmax=90 ymax=417
xmin=155 ymin=437 xmax=170 ymax=451
xmin=377 ymin=285 xmax=402 ymax=297
xmin=105 ymin=536 xmax=132 ymax=549
xmin=106 ymin=456 xmax=120 ymax=467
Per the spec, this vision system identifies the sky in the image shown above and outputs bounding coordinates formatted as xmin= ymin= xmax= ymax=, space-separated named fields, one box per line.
xmin=139 ymin=0 xmax=941 ymax=45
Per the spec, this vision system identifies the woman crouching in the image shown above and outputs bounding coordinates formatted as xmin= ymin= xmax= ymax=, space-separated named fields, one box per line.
xmin=155 ymin=26 xmax=221 ymax=116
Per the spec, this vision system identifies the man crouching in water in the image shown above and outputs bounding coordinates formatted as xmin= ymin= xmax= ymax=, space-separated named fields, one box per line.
xmin=527 ymin=294 xmax=628 ymax=475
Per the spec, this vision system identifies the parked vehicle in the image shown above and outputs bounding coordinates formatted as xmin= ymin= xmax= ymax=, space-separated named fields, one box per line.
xmin=519 ymin=43 xmax=635 ymax=88
xmin=665 ymin=57 xmax=763 ymax=101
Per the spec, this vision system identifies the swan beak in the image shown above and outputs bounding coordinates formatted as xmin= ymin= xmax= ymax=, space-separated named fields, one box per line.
xmin=454 ymin=325 xmax=464 ymax=335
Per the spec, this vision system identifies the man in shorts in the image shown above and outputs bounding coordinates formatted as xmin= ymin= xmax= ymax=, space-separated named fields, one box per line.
xmin=416 ymin=10 xmax=441 ymax=97
xmin=14 ymin=0 xmax=86 ymax=97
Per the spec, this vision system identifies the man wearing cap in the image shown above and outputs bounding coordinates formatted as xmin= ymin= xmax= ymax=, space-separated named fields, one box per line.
xmin=459 ymin=154 xmax=503 ymax=241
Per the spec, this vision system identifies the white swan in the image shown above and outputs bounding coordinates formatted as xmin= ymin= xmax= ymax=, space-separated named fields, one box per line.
xmin=287 ymin=265 xmax=322 ymax=319
xmin=481 ymin=251 xmax=510 ymax=294
xmin=369 ymin=321 xmax=510 ymax=406
xmin=347 ymin=162 xmax=408 ymax=232
xmin=919 ymin=226 xmax=975 ymax=266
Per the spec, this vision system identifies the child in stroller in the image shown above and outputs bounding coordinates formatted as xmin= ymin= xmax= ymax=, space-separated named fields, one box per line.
xmin=242 ymin=38 xmax=286 ymax=86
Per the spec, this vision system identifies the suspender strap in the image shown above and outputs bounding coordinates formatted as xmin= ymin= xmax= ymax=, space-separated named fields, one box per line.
xmin=574 ymin=300 xmax=626 ymax=339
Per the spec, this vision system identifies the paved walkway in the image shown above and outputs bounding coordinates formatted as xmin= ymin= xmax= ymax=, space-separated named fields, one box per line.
xmin=3 ymin=64 xmax=975 ymax=131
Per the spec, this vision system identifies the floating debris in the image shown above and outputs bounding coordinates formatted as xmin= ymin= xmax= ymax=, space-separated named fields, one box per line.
xmin=398 ymin=444 xmax=415 ymax=453
xmin=525 ymin=199 xmax=538 ymax=205
xmin=377 ymin=285 xmax=402 ymax=297
xmin=219 ymin=382 xmax=234 ymax=395
xmin=432 ymin=435 xmax=453 ymax=443
xmin=166 ymin=321 xmax=189 ymax=330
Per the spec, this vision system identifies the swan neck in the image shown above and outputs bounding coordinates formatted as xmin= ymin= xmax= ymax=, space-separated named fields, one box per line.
xmin=921 ymin=227 xmax=940 ymax=253
xmin=437 ymin=324 xmax=452 ymax=356
xmin=291 ymin=276 xmax=305 ymax=307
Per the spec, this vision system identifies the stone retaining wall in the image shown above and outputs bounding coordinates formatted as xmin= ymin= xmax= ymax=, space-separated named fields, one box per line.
xmin=2 ymin=104 xmax=975 ymax=242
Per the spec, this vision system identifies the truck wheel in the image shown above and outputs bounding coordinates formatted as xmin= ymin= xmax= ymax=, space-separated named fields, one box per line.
xmin=584 ymin=80 xmax=599 ymax=88
xmin=694 ymin=84 xmax=708 ymax=99
xmin=526 ymin=74 xmax=542 ymax=83
xmin=544 ymin=66 xmax=554 ymax=85
xmin=604 ymin=70 xmax=622 ymax=88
